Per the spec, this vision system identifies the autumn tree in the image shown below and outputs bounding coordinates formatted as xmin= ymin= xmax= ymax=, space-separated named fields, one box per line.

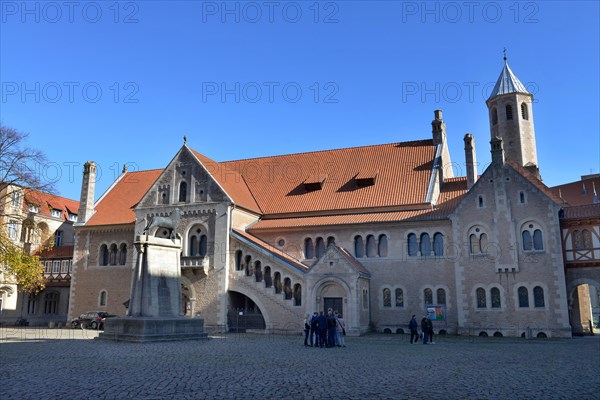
xmin=0 ymin=124 xmax=55 ymax=294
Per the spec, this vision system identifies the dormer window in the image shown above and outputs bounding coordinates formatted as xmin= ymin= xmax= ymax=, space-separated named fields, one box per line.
xmin=303 ymin=174 xmax=326 ymax=192
xmin=68 ymin=213 xmax=78 ymax=222
xmin=355 ymin=171 xmax=377 ymax=188
xmin=51 ymin=209 xmax=62 ymax=218
xmin=28 ymin=204 xmax=39 ymax=213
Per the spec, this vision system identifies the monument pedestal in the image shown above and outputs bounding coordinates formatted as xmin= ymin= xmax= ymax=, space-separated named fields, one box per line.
xmin=98 ymin=317 xmax=207 ymax=342
xmin=98 ymin=232 xmax=207 ymax=342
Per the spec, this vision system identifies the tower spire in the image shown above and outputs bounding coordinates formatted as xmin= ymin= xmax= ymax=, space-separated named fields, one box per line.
xmin=503 ymin=47 xmax=507 ymax=63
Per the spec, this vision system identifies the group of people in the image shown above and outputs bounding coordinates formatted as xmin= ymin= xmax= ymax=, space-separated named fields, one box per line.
xmin=409 ymin=314 xmax=435 ymax=344
xmin=303 ymin=309 xmax=346 ymax=348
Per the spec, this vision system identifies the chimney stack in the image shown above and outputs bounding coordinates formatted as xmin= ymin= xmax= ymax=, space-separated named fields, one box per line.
xmin=490 ymin=137 xmax=505 ymax=166
xmin=464 ymin=134 xmax=478 ymax=190
xmin=431 ymin=110 xmax=454 ymax=181
xmin=77 ymin=161 xmax=96 ymax=224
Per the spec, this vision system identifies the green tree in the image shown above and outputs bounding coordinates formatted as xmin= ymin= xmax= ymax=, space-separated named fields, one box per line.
xmin=1 ymin=124 xmax=55 ymax=294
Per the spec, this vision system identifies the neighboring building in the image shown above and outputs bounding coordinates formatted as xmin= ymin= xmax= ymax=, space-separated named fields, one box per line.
xmin=0 ymin=185 xmax=79 ymax=326
xmin=67 ymin=60 xmax=596 ymax=338
xmin=550 ymin=175 xmax=600 ymax=335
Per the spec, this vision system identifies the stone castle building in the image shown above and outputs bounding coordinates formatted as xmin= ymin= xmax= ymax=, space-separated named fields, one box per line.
xmin=67 ymin=60 xmax=600 ymax=337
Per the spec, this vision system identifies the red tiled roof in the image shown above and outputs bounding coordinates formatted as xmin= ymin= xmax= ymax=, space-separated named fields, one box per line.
xmin=24 ymin=189 xmax=80 ymax=221
xmin=562 ymin=204 xmax=600 ymax=220
xmin=190 ymin=149 xmax=261 ymax=213
xmin=550 ymin=175 xmax=600 ymax=206
xmin=217 ymin=140 xmax=437 ymax=215
xmin=250 ymin=177 xmax=467 ymax=230
xmin=507 ymin=162 xmax=567 ymax=206
xmin=86 ymin=169 xmax=163 ymax=226
xmin=35 ymin=245 xmax=74 ymax=259
xmin=232 ymin=228 xmax=308 ymax=271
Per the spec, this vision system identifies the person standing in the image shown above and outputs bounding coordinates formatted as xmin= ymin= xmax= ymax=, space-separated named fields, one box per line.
xmin=326 ymin=309 xmax=337 ymax=348
xmin=409 ymin=315 xmax=419 ymax=344
xmin=427 ymin=317 xmax=435 ymax=344
xmin=316 ymin=311 xmax=327 ymax=348
xmin=303 ymin=314 xmax=311 ymax=346
xmin=336 ymin=312 xmax=346 ymax=347
xmin=421 ymin=316 xmax=429 ymax=345
xmin=309 ymin=311 xmax=318 ymax=347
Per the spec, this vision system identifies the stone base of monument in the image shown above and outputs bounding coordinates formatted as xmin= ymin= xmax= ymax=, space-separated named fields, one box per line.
xmin=97 ymin=317 xmax=208 ymax=342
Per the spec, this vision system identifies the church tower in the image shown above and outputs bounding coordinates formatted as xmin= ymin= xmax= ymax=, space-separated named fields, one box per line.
xmin=486 ymin=54 xmax=539 ymax=178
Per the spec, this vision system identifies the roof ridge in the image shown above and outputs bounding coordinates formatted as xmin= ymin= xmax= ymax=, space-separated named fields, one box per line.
xmin=217 ymin=138 xmax=434 ymax=164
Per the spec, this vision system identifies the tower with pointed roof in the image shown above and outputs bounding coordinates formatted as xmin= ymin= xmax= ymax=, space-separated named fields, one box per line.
xmin=486 ymin=52 xmax=539 ymax=178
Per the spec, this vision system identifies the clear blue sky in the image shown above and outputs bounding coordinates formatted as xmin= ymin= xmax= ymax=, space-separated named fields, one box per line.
xmin=1 ymin=1 xmax=599 ymax=202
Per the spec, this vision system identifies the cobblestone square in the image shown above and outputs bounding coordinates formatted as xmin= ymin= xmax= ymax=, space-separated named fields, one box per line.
xmin=1 ymin=328 xmax=599 ymax=400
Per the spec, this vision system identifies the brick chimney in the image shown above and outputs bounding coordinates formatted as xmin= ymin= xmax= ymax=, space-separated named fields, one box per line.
xmin=77 ymin=161 xmax=96 ymax=224
xmin=464 ymin=133 xmax=478 ymax=190
xmin=432 ymin=110 xmax=454 ymax=181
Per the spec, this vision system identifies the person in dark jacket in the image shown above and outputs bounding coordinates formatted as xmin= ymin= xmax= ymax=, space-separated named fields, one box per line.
xmin=309 ymin=311 xmax=318 ymax=347
xmin=409 ymin=315 xmax=419 ymax=344
xmin=326 ymin=309 xmax=337 ymax=347
xmin=421 ymin=316 xmax=429 ymax=345
xmin=316 ymin=311 xmax=328 ymax=348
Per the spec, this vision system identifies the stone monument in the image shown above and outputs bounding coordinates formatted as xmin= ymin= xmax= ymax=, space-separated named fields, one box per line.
xmin=98 ymin=209 xmax=207 ymax=342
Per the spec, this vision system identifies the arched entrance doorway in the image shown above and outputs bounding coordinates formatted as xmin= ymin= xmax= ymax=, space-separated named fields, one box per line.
xmin=316 ymin=281 xmax=347 ymax=317
xmin=227 ymin=291 xmax=266 ymax=332
xmin=569 ymin=281 xmax=600 ymax=335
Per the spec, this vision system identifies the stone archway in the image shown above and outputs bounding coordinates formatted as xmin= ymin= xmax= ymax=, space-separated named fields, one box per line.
xmin=180 ymin=275 xmax=196 ymax=317
xmin=567 ymin=279 xmax=600 ymax=335
xmin=226 ymin=289 xmax=270 ymax=332
xmin=312 ymin=279 xmax=353 ymax=330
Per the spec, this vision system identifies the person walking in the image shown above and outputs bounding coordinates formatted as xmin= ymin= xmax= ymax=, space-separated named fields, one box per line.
xmin=409 ymin=315 xmax=419 ymax=344
xmin=421 ymin=316 xmax=429 ymax=345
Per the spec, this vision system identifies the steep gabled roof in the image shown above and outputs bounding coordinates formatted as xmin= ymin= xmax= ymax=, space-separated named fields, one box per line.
xmin=189 ymin=149 xmax=261 ymax=214
xmin=550 ymin=175 xmax=600 ymax=206
xmin=334 ymin=245 xmax=371 ymax=276
xmin=23 ymin=189 xmax=80 ymax=221
xmin=507 ymin=162 xmax=567 ymax=205
xmin=218 ymin=140 xmax=437 ymax=215
xmin=488 ymin=61 xmax=530 ymax=100
xmin=85 ymin=169 xmax=163 ymax=226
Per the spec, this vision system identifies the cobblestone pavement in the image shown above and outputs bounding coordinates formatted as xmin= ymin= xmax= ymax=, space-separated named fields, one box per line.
xmin=0 ymin=328 xmax=599 ymax=400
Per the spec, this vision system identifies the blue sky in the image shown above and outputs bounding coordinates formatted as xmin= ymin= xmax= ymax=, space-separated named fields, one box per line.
xmin=1 ymin=1 xmax=599 ymax=202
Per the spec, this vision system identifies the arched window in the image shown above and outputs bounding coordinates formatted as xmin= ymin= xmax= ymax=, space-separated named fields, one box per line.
xmin=366 ymin=235 xmax=376 ymax=257
xmin=521 ymin=102 xmax=529 ymax=120
xmin=533 ymin=230 xmax=543 ymax=250
xmin=315 ymin=237 xmax=326 ymax=258
xmin=244 ymin=255 xmax=252 ymax=277
xmin=378 ymin=234 xmax=388 ymax=257
xmin=582 ymin=229 xmax=592 ymax=249
xmin=572 ymin=230 xmax=582 ymax=249
xmin=118 ymin=244 xmax=127 ymax=265
xmin=44 ymin=292 xmax=59 ymax=314
xmin=469 ymin=234 xmax=479 ymax=254
xmin=99 ymin=290 xmax=107 ymax=307
xmin=518 ymin=286 xmax=529 ymax=308
xmin=304 ymin=238 xmax=314 ymax=259
xmin=189 ymin=236 xmax=198 ymax=256
xmin=479 ymin=233 xmax=488 ymax=253
xmin=522 ymin=231 xmax=532 ymax=251
xmin=407 ymin=233 xmax=418 ymax=256
xmin=283 ymin=278 xmax=292 ymax=300
xmin=533 ymin=286 xmax=545 ymax=308
xmin=420 ymin=233 xmax=431 ymax=257
xmin=235 ymin=250 xmax=243 ymax=271
xmin=354 ymin=235 xmax=364 ymax=258
xmin=383 ymin=288 xmax=391 ymax=307
xmin=293 ymin=284 xmax=302 ymax=306
xmin=199 ymin=235 xmax=208 ymax=257
xmin=109 ymin=244 xmax=118 ymax=266
xmin=274 ymin=272 xmax=282 ymax=294
xmin=506 ymin=104 xmax=513 ymax=120
xmin=179 ymin=181 xmax=187 ymax=202
xmin=264 ymin=266 xmax=272 ymax=288
xmin=327 ymin=236 xmax=336 ymax=247
xmin=491 ymin=287 xmax=501 ymax=308
xmin=424 ymin=288 xmax=433 ymax=305
xmin=395 ymin=288 xmax=403 ymax=307
xmin=491 ymin=107 xmax=498 ymax=125
xmin=254 ymin=261 xmax=262 ymax=282
xmin=99 ymin=244 xmax=109 ymax=266
xmin=437 ymin=288 xmax=446 ymax=305
xmin=433 ymin=233 xmax=444 ymax=257
xmin=476 ymin=288 xmax=486 ymax=308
